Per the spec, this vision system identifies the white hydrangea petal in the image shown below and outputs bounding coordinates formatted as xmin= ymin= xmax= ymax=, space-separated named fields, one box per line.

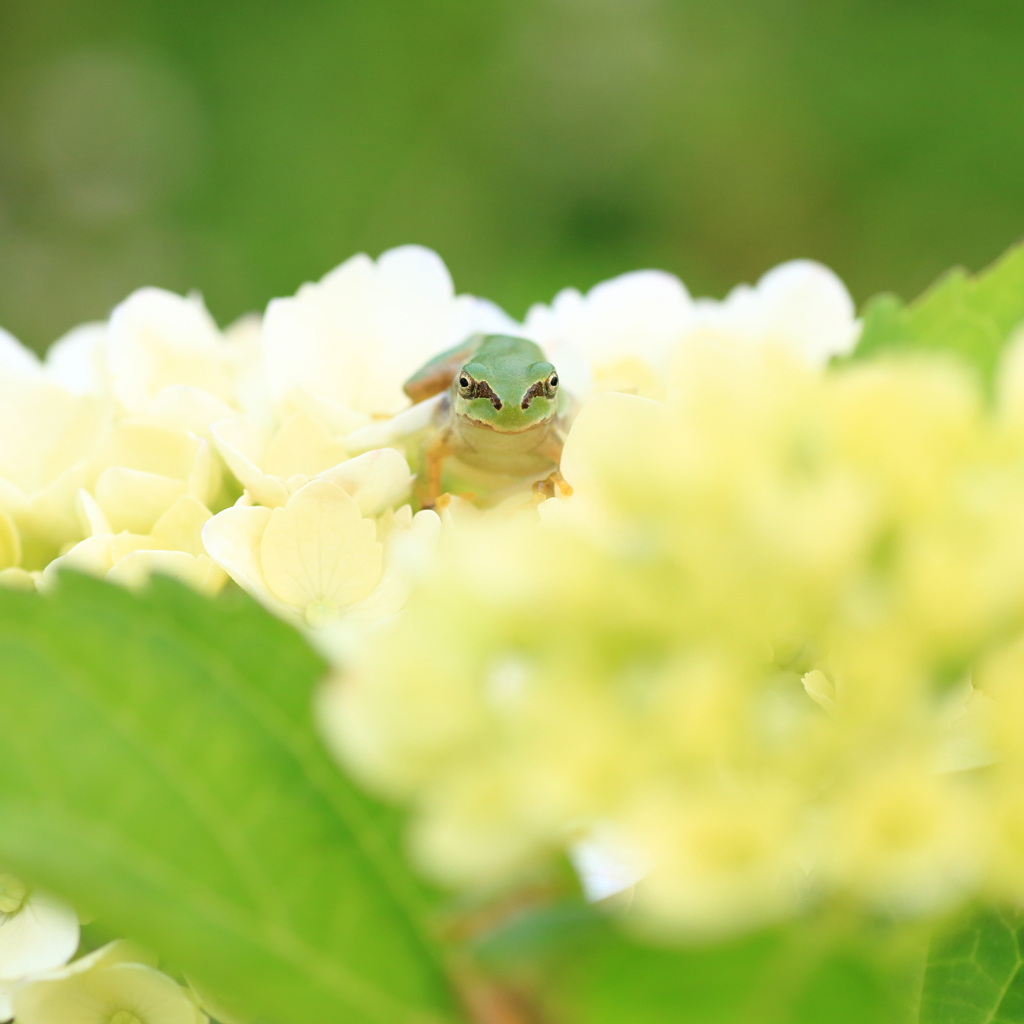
xmin=345 ymin=508 xmax=441 ymax=627
xmin=44 ymin=323 xmax=110 ymax=397
xmin=8 ymin=462 xmax=92 ymax=565
xmin=41 ymin=535 xmax=115 ymax=590
xmin=94 ymin=468 xmax=188 ymax=535
xmin=0 ymin=377 xmax=108 ymax=497
xmin=373 ymin=247 xmax=480 ymax=391
xmin=259 ymin=480 xmax=382 ymax=610
xmin=108 ymin=287 xmax=235 ymax=413
xmin=148 ymin=495 xmax=213 ymax=556
xmin=583 ymin=270 xmax=694 ymax=367
xmin=275 ymin=386 xmax=369 ymax=437
xmin=261 ymin=412 xmax=348 ymax=480
xmin=23 ymin=939 xmax=156 ymax=982
xmin=263 ymin=246 xmax=495 ymax=418
xmin=146 ymin=385 xmax=237 ymax=440
xmin=0 ymin=326 xmax=43 ymax=378
xmin=224 ymin=313 xmax=273 ymax=424
xmin=109 ymin=550 xmax=226 ymax=595
xmin=185 ymin=439 xmax=220 ymax=507
xmin=317 ymin=448 xmax=413 ymax=517
xmin=110 ymin=532 xmax=153 ymax=562
xmin=752 ymin=260 xmax=860 ymax=365
xmin=459 ymin=297 xmax=521 ymax=337
xmin=75 ymin=489 xmax=112 ymax=538
xmin=0 ymin=567 xmax=38 ymax=591
xmin=344 ymin=393 xmax=444 ymax=454
xmin=687 ymin=260 xmax=860 ymax=369
xmin=94 ymin=422 xmax=205 ymax=482
xmin=211 ymin=417 xmax=288 ymax=508
xmin=0 ymin=892 xmax=78 ymax=981
xmin=14 ymin=961 xmax=202 ymax=1024
xmin=0 ymin=480 xmax=26 ymax=521
xmin=524 ymin=270 xmax=692 ymax=400
xmin=559 ymin=391 xmax=671 ymax=499
xmin=0 ymin=509 xmax=21 ymax=570
xmin=96 ymin=963 xmax=206 ymax=1024
xmin=201 ymin=505 xmax=292 ymax=617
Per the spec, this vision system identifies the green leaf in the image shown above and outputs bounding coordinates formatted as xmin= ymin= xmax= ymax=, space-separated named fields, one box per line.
xmin=0 ymin=574 xmax=457 ymax=1024
xmin=920 ymin=907 xmax=1024 ymax=1024
xmin=856 ymin=241 xmax=1024 ymax=380
xmin=474 ymin=902 xmax=921 ymax=1024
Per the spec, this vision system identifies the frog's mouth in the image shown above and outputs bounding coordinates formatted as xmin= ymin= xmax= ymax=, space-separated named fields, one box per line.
xmin=461 ymin=412 xmax=554 ymax=433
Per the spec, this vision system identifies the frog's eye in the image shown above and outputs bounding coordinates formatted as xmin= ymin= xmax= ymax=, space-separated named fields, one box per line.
xmin=547 ymin=373 xmax=559 ymax=389
xmin=458 ymin=375 xmax=471 ymax=390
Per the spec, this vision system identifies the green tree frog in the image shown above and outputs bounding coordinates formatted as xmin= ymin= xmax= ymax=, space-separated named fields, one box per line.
xmin=402 ymin=333 xmax=575 ymax=507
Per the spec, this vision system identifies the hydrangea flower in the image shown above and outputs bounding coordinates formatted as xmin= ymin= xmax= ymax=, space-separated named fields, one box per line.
xmin=262 ymin=245 xmax=514 ymax=427
xmin=685 ymin=259 xmax=861 ymax=367
xmin=202 ymin=478 xmax=439 ymax=629
xmin=11 ymin=940 xmax=205 ymax=1024
xmin=0 ymin=875 xmax=79 ymax=1021
xmin=0 ymin=332 xmax=111 ymax=568
xmin=323 ymin=337 xmax=1024 ymax=936
xmin=43 ymin=494 xmax=226 ymax=595
xmin=523 ymin=269 xmax=695 ymax=401
xmin=107 ymin=288 xmax=247 ymax=433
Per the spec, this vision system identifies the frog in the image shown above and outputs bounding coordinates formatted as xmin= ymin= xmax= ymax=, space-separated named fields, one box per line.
xmin=401 ymin=333 xmax=575 ymax=508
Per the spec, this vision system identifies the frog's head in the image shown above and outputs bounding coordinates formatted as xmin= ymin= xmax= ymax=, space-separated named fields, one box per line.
xmin=454 ymin=335 xmax=559 ymax=432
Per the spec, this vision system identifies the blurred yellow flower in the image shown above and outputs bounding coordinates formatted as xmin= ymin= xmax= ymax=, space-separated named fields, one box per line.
xmin=325 ymin=338 xmax=1024 ymax=936
xmin=523 ymin=269 xmax=694 ymax=401
xmin=685 ymin=259 xmax=861 ymax=367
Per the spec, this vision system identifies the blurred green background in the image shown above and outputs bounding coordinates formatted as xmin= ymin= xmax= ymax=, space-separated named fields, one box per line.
xmin=1 ymin=0 xmax=1022 ymax=352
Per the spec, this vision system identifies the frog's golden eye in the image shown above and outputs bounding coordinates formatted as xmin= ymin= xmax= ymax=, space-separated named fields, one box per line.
xmin=458 ymin=374 xmax=471 ymax=390
xmin=548 ymin=373 xmax=559 ymax=389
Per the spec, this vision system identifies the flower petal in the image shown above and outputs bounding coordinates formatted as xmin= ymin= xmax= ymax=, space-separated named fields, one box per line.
xmin=317 ymin=448 xmax=413 ymax=517
xmin=259 ymin=479 xmax=381 ymax=610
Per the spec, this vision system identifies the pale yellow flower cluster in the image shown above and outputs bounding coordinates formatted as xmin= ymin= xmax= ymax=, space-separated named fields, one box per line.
xmin=0 ymin=244 xmax=853 ymax=647
xmin=326 ymin=335 xmax=1024 ymax=938
xmin=0 ymin=877 xmax=213 ymax=1024
xmin=12 ymin=939 xmax=209 ymax=1024
xmin=0 ymin=246 xmax=503 ymax=633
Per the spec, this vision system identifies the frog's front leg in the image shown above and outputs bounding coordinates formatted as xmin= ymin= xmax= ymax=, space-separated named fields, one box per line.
xmin=418 ymin=428 xmax=454 ymax=509
xmin=532 ymin=434 xmax=573 ymax=501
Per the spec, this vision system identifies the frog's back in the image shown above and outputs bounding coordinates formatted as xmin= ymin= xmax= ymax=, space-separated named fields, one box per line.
xmin=403 ymin=334 xmax=485 ymax=404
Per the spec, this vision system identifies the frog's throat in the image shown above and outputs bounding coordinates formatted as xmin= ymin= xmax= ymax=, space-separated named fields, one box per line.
xmin=459 ymin=413 xmax=554 ymax=434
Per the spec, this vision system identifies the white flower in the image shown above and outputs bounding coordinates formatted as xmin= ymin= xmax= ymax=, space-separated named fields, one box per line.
xmin=11 ymin=939 xmax=205 ymax=1024
xmin=0 ymin=875 xmax=79 ymax=1021
xmin=43 ymin=323 xmax=111 ymax=397
xmin=262 ymin=245 xmax=513 ymax=424
xmin=43 ymin=494 xmax=226 ymax=596
xmin=0 ymin=335 xmax=111 ymax=567
xmin=685 ymin=259 xmax=860 ymax=368
xmin=203 ymin=478 xmax=438 ymax=629
xmin=88 ymin=421 xmax=220 ymax=536
xmin=107 ymin=288 xmax=241 ymax=434
xmin=523 ymin=270 xmax=694 ymax=400
xmin=210 ymin=413 xmax=410 ymax=512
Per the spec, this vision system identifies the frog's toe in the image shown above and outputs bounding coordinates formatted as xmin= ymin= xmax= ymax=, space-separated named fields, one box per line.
xmin=531 ymin=478 xmax=556 ymax=503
